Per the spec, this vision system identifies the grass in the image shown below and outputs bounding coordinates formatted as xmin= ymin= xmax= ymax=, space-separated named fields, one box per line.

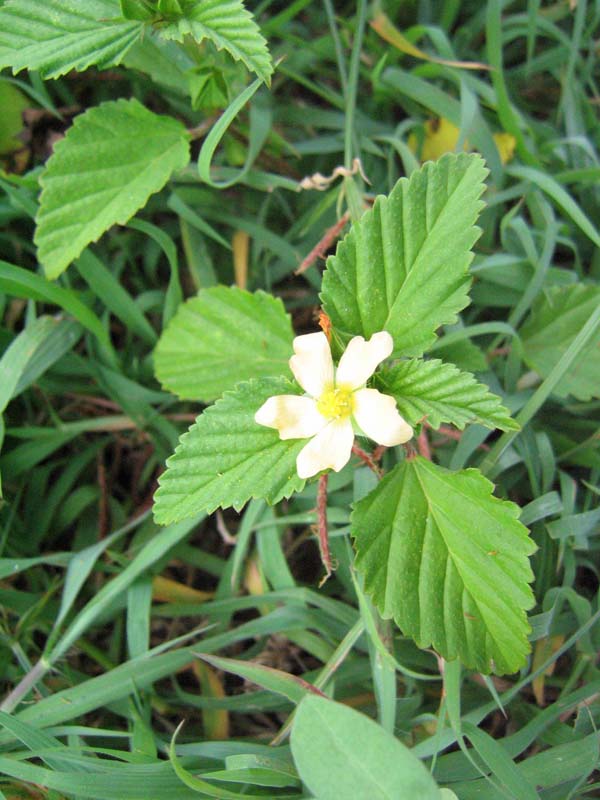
xmin=1 ymin=1 xmax=600 ymax=798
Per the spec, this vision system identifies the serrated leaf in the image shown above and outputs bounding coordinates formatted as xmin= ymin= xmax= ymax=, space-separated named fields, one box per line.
xmin=0 ymin=0 xmax=142 ymax=79
xmin=520 ymin=284 xmax=600 ymax=401
xmin=321 ymin=153 xmax=487 ymax=358
xmin=157 ymin=0 xmax=273 ymax=84
xmin=291 ymin=695 xmax=442 ymax=800
xmin=154 ymin=286 xmax=293 ymax=402
xmin=120 ymin=0 xmax=154 ymax=20
xmin=154 ymin=377 xmax=306 ymax=524
xmin=35 ymin=98 xmax=190 ymax=279
xmin=376 ymin=358 xmax=519 ymax=431
xmin=352 ymin=457 xmax=535 ymax=674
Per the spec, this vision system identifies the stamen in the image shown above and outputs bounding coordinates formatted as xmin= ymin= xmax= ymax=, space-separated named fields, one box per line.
xmin=316 ymin=386 xmax=354 ymax=420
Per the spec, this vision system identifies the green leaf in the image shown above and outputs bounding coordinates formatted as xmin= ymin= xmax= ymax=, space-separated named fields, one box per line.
xmin=75 ymin=249 xmax=157 ymax=346
xmin=520 ymin=284 xmax=600 ymax=401
xmin=0 ymin=81 xmax=29 ymax=156
xmin=321 ymin=153 xmax=487 ymax=358
xmin=154 ymin=286 xmax=293 ymax=402
xmin=0 ymin=0 xmax=142 ymax=79
xmin=153 ymin=377 xmax=306 ymax=525
xmin=376 ymin=359 xmax=519 ymax=431
xmin=352 ymin=457 xmax=536 ymax=674
xmin=0 ymin=756 xmax=204 ymax=799
xmin=196 ymin=653 xmax=324 ymax=704
xmin=507 ymin=164 xmax=600 ymax=249
xmin=158 ymin=0 xmax=184 ymax=14
xmin=0 ymin=260 xmax=115 ymax=358
xmin=7 ymin=319 xmax=82 ymax=401
xmin=35 ymin=98 xmax=190 ymax=279
xmin=120 ymin=0 xmax=154 ymax=20
xmin=433 ymin=332 xmax=487 ymax=373
xmin=0 ymin=317 xmax=76 ymax=414
xmin=462 ymin=721 xmax=540 ymax=800
xmin=157 ymin=0 xmax=273 ymax=84
xmin=221 ymin=754 xmax=300 ymax=789
xmin=169 ymin=728 xmax=254 ymax=799
xmin=123 ymin=35 xmax=192 ymax=95
xmin=291 ymin=695 xmax=442 ymax=800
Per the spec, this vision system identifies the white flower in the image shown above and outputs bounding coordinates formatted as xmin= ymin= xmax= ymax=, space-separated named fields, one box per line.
xmin=255 ymin=330 xmax=413 ymax=479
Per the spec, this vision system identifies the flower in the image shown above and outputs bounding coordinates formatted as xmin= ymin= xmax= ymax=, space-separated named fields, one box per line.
xmin=255 ymin=330 xmax=413 ymax=479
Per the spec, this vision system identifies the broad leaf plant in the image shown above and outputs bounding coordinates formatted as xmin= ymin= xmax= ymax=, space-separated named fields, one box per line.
xmin=154 ymin=153 xmax=536 ymax=676
xmin=0 ymin=0 xmax=536 ymax=682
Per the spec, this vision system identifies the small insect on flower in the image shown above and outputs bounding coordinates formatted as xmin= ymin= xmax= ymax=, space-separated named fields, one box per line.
xmin=255 ymin=330 xmax=413 ymax=479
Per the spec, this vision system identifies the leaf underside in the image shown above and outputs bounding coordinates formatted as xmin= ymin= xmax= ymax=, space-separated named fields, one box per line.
xmin=376 ymin=358 xmax=519 ymax=431
xmin=321 ymin=153 xmax=488 ymax=358
xmin=352 ymin=457 xmax=536 ymax=674
xmin=153 ymin=377 xmax=306 ymax=525
xmin=35 ymin=98 xmax=190 ymax=279
xmin=520 ymin=283 xmax=600 ymax=401
xmin=0 ymin=0 xmax=142 ymax=78
xmin=154 ymin=286 xmax=294 ymax=402
xmin=158 ymin=0 xmax=273 ymax=84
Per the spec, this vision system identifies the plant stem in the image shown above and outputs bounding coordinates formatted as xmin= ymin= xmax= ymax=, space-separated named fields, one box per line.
xmin=344 ymin=0 xmax=367 ymax=169
xmin=316 ymin=473 xmax=332 ymax=581
xmin=0 ymin=657 xmax=51 ymax=713
xmin=416 ymin=429 xmax=431 ymax=460
xmin=295 ymin=212 xmax=350 ymax=275
xmin=352 ymin=443 xmax=382 ymax=476
xmin=323 ymin=0 xmax=348 ymax=96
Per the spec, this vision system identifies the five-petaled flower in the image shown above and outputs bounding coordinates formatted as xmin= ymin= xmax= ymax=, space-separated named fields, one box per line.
xmin=255 ymin=330 xmax=413 ymax=479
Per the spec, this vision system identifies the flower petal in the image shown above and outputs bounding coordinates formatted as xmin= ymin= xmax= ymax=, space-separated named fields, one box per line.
xmin=335 ymin=331 xmax=393 ymax=389
xmin=289 ymin=332 xmax=334 ymax=398
xmin=296 ymin=419 xmax=354 ymax=479
xmin=353 ymin=388 xmax=413 ymax=446
xmin=255 ymin=395 xmax=326 ymax=440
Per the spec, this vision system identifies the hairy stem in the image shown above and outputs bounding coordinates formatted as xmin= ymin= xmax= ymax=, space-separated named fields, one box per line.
xmin=351 ymin=443 xmax=382 ymax=476
xmin=316 ymin=473 xmax=332 ymax=582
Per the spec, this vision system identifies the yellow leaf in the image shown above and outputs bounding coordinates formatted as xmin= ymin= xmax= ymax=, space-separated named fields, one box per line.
xmin=244 ymin=553 xmax=267 ymax=596
xmin=493 ymin=131 xmax=517 ymax=165
xmin=408 ymin=118 xmax=516 ymax=165
xmin=233 ymin=230 xmax=249 ymax=290
xmin=244 ymin=553 xmax=278 ymax=616
xmin=193 ymin=661 xmax=230 ymax=740
xmin=408 ymin=118 xmax=464 ymax=162
xmin=371 ymin=11 xmax=490 ymax=71
xmin=151 ymin=575 xmax=213 ymax=603
xmin=532 ymin=635 xmax=564 ymax=706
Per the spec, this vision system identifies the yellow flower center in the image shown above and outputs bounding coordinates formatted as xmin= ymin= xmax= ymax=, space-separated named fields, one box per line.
xmin=316 ymin=385 xmax=354 ymax=420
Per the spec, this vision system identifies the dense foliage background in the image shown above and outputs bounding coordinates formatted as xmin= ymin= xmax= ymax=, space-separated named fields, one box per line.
xmin=1 ymin=0 xmax=600 ymax=797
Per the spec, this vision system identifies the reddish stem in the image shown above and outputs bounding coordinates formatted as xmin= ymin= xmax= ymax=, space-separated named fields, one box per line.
xmin=489 ymin=346 xmax=511 ymax=358
xmin=97 ymin=453 xmax=109 ymax=539
xmin=351 ymin=443 xmax=382 ymax=476
xmin=416 ymin=429 xmax=432 ymax=460
xmin=316 ymin=473 xmax=332 ymax=583
xmin=371 ymin=445 xmax=386 ymax=462
xmin=295 ymin=212 xmax=350 ymax=275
